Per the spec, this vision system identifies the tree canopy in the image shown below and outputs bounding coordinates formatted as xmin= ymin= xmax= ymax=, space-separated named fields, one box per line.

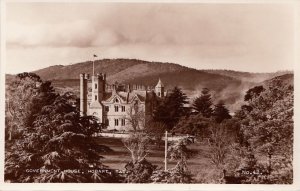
xmin=5 ymin=73 xmax=119 ymax=183
xmin=237 ymin=78 xmax=293 ymax=183
xmin=192 ymin=88 xmax=213 ymax=117
xmin=153 ymin=86 xmax=189 ymax=130
xmin=213 ymin=101 xmax=232 ymax=123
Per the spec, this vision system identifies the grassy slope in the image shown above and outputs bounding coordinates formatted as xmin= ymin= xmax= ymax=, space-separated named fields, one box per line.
xmin=96 ymin=137 xmax=211 ymax=179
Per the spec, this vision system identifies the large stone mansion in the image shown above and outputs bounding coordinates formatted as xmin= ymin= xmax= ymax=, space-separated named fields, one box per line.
xmin=80 ymin=72 xmax=166 ymax=131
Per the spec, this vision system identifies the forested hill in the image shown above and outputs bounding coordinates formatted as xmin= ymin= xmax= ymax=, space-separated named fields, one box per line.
xmin=262 ymin=73 xmax=293 ymax=87
xmin=5 ymin=59 xmax=292 ymax=112
xmin=203 ymin=69 xmax=292 ymax=83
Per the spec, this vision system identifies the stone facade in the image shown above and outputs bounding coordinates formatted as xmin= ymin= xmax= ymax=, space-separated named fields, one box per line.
xmin=80 ymin=73 xmax=166 ymax=131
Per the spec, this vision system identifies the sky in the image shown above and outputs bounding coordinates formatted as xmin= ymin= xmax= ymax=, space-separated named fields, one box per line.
xmin=5 ymin=2 xmax=296 ymax=74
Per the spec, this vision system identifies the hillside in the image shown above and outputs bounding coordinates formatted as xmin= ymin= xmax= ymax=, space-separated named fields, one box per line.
xmin=261 ymin=73 xmax=294 ymax=88
xmin=203 ymin=69 xmax=292 ymax=83
xmin=5 ymin=59 xmax=292 ymax=112
xmin=33 ymin=59 xmax=190 ymax=81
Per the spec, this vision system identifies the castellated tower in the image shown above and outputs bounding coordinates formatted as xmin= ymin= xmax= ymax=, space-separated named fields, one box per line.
xmin=91 ymin=73 xmax=106 ymax=102
xmin=80 ymin=73 xmax=89 ymax=116
xmin=155 ymin=78 xmax=165 ymax=97
xmin=88 ymin=73 xmax=106 ymax=123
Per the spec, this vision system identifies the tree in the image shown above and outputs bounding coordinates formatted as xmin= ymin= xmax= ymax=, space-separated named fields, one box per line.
xmin=208 ymin=125 xmax=231 ymax=168
xmin=6 ymin=73 xmax=58 ymax=141
xmin=244 ymin=85 xmax=265 ymax=101
xmin=125 ymin=104 xmax=145 ymax=132
xmin=124 ymin=158 xmax=156 ymax=183
xmin=122 ymin=132 xmax=157 ymax=183
xmin=192 ymin=121 xmax=243 ymax=184
xmin=5 ymin=73 xmax=119 ymax=183
xmin=144 ymin=121 xmax=166 ymax=147
xmin=150 ymin=138 xmax=194 ymax=183
xmin=6 ymin=73 xmax=42 ymax=140
xmin=122 ymin=105 xmax=156 ymax=183
xmin=238 ymin=76 xmax=293 ymax=183
xmin=153 ymin=86 xmax=189 ymax=130
xmin=122 ymin=133 xmax=151 ymax=163
xmin=172 ymin=114 xmax=213 ymax=139
xmin=168 ymin=138 xmax=194 ymax=171
xmin=192 ymin=88 xmax=213 ymax=117
xmin=213 ymin=101 xmax=231 ymax=123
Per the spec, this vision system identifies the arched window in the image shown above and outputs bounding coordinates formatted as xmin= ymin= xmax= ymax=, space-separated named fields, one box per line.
xmin=115 ymin=98 xmax=119 ymax=103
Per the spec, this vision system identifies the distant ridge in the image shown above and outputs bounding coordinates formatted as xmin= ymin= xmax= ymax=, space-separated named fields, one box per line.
xmin=5 ymin=58 xmax=292 ymax=112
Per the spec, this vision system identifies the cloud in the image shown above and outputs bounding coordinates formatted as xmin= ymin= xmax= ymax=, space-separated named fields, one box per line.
xmin=6 ymin=3 xmax=248 ymax=48
xmin=7 ymin=20 xmax=96 ymax=47
xmin=5 ymin=3 xmax=295 ymax=73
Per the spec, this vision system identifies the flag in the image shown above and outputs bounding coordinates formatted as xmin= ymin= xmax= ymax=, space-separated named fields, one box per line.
xmin=93 ymin=54 xmax=97 ymax=57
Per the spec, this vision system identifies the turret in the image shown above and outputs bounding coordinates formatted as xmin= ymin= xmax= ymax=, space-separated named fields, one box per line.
xmin=89 ymin=72 xmax=106 ymax=123
xmin=91 ymin=73 xmax=105 ymax=102
xmin=80 ymin=73 xmax=88 ymax=116
xmin=155 ymin=78 xmax=164 ymax=98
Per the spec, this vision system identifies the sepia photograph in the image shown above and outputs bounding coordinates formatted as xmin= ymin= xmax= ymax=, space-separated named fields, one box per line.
xmin=1 ymin=0 xmax=299 ymax=189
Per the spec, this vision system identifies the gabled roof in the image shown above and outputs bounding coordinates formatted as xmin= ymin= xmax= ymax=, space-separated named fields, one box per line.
xmin=155 ymin=78 xmax=164 ymax=88
xmin=103 ymin=90 xmax=147 ymax=103
xmin=104 ymin=93 xmax=124 ymax=103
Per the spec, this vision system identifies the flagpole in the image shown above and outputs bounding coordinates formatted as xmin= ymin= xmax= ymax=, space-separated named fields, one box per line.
xmin=165 ymin=130 xmax=168 ymax=171
xmin=93 ymin=56 xmax=95 ymax=76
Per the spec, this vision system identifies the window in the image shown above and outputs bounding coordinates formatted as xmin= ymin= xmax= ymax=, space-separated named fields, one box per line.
xmin=114 ymin=119 xmax=119 ymax=126
xmin=106 ymin=119 xmax=109 ymax=126
xmin=158 ymin=92 xmax=160 ymax=96
xmin=121 ymin=119 xmax=126 ymax=126
xmin=105 ymin=106 xmax=109 ymax=112
xmin=95 ymin=84 xmax=97 ymax=89
xmin=122 ymin=106 xmax=126 ymax=112
xmin=95 ymin=95 xmax=97 ymax=100
xmin=115 ymin=106 xmax=119 ymax=112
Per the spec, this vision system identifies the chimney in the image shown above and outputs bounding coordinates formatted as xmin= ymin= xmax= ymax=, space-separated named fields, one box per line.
xmin=112 ymin=84 xmax=116 ymax=93
xmin=127 ymin=84 xmax=131 ymax=92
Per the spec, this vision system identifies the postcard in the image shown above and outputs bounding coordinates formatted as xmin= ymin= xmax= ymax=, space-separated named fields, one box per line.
xmin=1 ymin=0 xmax=299 ymax=190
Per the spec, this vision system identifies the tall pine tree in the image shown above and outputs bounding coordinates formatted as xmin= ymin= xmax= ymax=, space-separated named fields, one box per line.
xmin=213 ymin=101 xmax=231 ymax=123
xmin=192 ymin=88 xmax=213 ymax=117
xmin=153 ymin=86 xmax=189 ymax=130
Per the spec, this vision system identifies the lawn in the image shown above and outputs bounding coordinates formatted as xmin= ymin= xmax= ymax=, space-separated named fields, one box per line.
xmin=94 ymin=137 xmax=214 ymax=179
